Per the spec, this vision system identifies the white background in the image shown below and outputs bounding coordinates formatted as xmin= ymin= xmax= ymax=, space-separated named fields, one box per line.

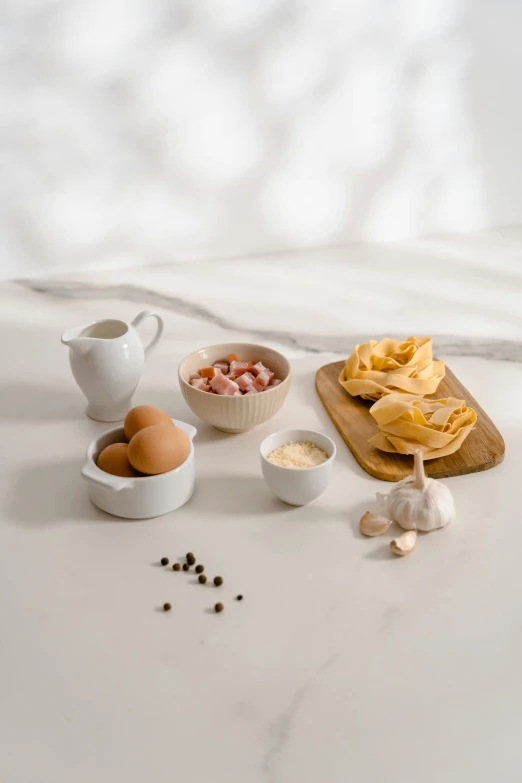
xmin=2 ymin=0 xmax=522 ymax=278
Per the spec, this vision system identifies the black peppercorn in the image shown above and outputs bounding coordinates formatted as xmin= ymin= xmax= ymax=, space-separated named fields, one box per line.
xmin=236 ymin=595 xmax=243 ymax=601
xmin=187 ymin=555 xmax=196 ymax=566
xmin=195 ymin=565 xmax=204 ymax=574
xmin=173 ymin=563 xmax=180 ymax=571
xmin=213 ymin=576 xmax=223 ymax=586
xmin=198 ymin=574 xmax=207 ymax=584
xmin=182 ymin=563 xmax=189 ymax=571
xmin=215 ymin=603 xmax=224 ymax=613
xmin=186 ymin=552 xmax=195 ymax=560
xmin=163 ymin=603 xmax=171 ymax=612
xmin=161 ymin=557 xmax=169 ymax=566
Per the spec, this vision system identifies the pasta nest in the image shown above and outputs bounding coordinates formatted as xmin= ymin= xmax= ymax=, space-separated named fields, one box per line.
xmin=368 ymin=394 xmax=477 ymax=459
xmin=339 ymin=336 xmax=445 ymax=401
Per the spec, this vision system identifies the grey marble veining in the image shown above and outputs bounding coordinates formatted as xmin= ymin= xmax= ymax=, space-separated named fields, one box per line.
xmin=15 ymin=275 xmax=522 ymax=362
xmin=262 ymin=653 xmax=339 ymax=783
xmin=15 ymin=277 xmax=323 ymax=354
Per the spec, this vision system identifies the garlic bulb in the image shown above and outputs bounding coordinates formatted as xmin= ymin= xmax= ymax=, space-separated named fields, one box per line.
xmin=377 ymin=450 xmax=455 ymax=532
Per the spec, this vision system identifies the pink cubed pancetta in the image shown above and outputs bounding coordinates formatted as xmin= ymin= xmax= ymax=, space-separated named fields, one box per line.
xmin=229 ymin=360 xmax=250 ymax=376
xmin=255 ymin=370 xmax=272 ymax=388
xmin=213 ymin=361 xmax=229 ymax=374
xmin=250 ymin=361 xmax=268 ymax=378
xmin=216 ymin=376 xmax=240 ymax=396
xmin=236 ymin=372 xmax=255 ymax=391
xmin=210 ymin=373 xmax=227 ymax=393
xmin=249 ymin=362 xmax=263 ymax=378
xmin=191 ymin=378 xmax=209 ymax=391
xmin=199 ymin=357 xmax=279 ymax=395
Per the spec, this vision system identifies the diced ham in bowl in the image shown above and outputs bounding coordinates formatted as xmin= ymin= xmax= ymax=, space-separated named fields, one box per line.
xmin=178 ymin=342 xmax=291 ymax=433
xmin=190 ymin=353 xmax=282 ymax=396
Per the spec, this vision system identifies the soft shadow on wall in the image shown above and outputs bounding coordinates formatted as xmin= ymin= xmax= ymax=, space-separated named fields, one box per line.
xmin=1 ymin=0 xmax=520 ymax=277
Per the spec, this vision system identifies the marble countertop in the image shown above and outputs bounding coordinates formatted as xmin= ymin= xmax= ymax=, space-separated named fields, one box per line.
xmin=1 ymin=232 xmax=522 ymax=782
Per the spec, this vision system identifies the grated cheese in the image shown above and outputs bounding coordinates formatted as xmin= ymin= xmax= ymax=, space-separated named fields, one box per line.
xmin=266 ymin=440 xmax=329 ymax=469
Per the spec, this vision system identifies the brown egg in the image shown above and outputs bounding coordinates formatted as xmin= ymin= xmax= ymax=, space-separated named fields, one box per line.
xmin=124 ymin=405 xmax=175 ymax=441
xmin=128 ymin=424 xmax=190 ymax=475
xmin=97 ymin=443 xmax=142 ymax=478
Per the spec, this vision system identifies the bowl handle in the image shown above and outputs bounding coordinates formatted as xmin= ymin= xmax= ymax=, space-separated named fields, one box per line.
xmin=175 ymin=421 xmax=197 ymax=441
xmin=81 ymin=464 xmax=127 ymax=492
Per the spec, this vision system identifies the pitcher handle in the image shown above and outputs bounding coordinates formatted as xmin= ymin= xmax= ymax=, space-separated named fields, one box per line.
xmin=131 ymin=310 xmax=164 ymax=359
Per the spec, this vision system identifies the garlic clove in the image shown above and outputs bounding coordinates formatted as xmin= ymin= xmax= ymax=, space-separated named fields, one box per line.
xmin=390 ymin=530 xmax=417 ymax=556
xmin=359 ymin=511 xmax=392 ymax=537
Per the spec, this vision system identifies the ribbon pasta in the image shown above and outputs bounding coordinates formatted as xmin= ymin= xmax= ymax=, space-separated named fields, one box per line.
xmin=368 ymin=394 xmax=477 ymax=459
xmin=339 ymin=337 xmax=445 ymax=401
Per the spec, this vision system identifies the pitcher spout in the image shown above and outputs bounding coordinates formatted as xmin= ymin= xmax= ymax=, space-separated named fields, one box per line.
xmin=61 ymin=327 xmax=91 ymax=356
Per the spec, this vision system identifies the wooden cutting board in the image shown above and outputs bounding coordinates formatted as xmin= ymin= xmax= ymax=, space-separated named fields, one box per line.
xmin=316 ymin=361 xmax=505 ymax=481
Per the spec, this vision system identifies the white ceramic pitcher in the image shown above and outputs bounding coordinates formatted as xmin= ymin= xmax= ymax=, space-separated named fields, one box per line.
xmin=61 ymin=310 xmax=164 ymax=421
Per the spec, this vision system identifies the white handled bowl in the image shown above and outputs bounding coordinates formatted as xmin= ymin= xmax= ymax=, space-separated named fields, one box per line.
xmin=260 ymin=429 xmax=336 ymax=506
xmin=81 ymin=419 xmax=197 ymax=519
xmin=179 ymin=342 xmax=291 ymax=433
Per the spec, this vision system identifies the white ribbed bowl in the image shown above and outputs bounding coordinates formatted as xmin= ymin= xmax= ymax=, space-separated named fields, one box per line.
xmin=178 ymin=343 xmax=291 ymax=433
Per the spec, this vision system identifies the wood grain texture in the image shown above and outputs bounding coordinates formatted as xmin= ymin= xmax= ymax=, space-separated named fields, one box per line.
xmin=316 ymin=361 xmax=505 ymax=481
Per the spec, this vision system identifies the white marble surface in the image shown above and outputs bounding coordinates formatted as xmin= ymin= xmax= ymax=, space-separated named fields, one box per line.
xmin=1 ymin=236 xmax=522 ymax=782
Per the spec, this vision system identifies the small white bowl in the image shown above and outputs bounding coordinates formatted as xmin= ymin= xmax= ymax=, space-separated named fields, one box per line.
xmin=81 ymin=419 xmax=197 ymax=519
xmin=179 ymin=342 xmax=291 ymax=433
xmin=260 ymin=429 xmax=336 ymax=506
